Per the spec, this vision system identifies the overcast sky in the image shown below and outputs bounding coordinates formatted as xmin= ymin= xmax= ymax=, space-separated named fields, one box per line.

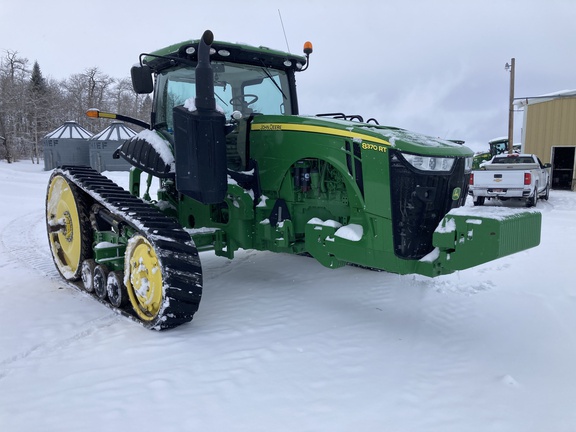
xmin=1 ymin=0 xmax=574 ymax=152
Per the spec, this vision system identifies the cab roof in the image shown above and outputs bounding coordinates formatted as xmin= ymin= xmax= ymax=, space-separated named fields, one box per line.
xmin=143 ymin=39 xmax=307 ymax=73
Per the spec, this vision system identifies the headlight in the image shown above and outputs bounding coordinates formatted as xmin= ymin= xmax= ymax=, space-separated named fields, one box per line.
xmin=403 ymin=153 xmax=455 ymax=172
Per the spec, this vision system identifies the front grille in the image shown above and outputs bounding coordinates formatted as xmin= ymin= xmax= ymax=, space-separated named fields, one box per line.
xmin=389 ymin=150 xmax=469 ymax=259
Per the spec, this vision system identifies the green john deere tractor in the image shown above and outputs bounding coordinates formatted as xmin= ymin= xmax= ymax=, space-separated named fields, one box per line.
xmin=46 ymin=30 xmax=541 ymax=329
xmin=472 ymin=137 xmax=521 ymax=169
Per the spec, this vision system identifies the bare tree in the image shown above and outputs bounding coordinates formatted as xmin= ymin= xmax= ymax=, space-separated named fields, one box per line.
xmin=3 ymin=50 xmax=29 ymax=81
xmin=62 ymin=67 xmax=115 ymax=132
xmin=0 ymin=50 xmax=30 ymax=162
xmin=0 ymin=50 xmax=147 ymax=163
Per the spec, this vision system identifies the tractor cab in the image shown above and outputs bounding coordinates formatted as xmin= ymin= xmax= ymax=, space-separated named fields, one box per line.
xmin=131 ymin=37 xmax=308 ymax=129
xmin=128 ymin=36 xmax=309 ymax=184
xmin=154 ymin=61 xmax=296 ymax=132
xmin=126 ymin=31 xmax=312 ymax=204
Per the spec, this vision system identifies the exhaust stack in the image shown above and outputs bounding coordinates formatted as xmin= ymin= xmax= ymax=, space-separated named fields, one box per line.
xmin=173 ymin=30 xmax=228 ymax=205
xmin=195 ymin=30 xmax=216 ymax=111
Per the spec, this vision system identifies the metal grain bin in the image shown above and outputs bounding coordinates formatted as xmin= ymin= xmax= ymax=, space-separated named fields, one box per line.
xmin=43 ymin=121 xmax=93 ymax=170
xmin=89 ymin=122 xmax=136 ymax=172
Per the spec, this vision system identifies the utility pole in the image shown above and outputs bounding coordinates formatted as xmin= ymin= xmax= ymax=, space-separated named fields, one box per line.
xmin=505 ymin=58 xmax=515 ymax=154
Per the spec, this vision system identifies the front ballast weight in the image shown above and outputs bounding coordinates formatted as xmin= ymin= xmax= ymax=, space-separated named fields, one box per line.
xmin=417 ymin=207 xmax=542 ymax=277
xmin=302 ymin=209 xmax=542 ymax=277
xmin=45 ymin=166 xmax=203 ymax=330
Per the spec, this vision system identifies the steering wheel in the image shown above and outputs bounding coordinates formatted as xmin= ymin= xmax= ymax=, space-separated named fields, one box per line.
xmin=229 ymin=94 xmax=259 ymax=106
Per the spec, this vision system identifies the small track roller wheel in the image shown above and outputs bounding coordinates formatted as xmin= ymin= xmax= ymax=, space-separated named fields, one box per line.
xmin=93 ymin=265 xmax=109 ymax=300
xmin=81 ymin=259 xmax=97 ymax=292
xmin=46 ymin=173 xmax=92 ymax=280
xmin=107 ymin=271 xmax=128 ymax=308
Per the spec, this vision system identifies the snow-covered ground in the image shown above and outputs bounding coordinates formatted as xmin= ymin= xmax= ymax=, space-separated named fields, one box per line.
xmin=1 ymin=161 xmax=575 ymax=432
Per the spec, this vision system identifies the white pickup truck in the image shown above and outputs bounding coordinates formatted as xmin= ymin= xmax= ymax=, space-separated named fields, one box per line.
xmin=469 ymin=153 xmax=551 ymax=207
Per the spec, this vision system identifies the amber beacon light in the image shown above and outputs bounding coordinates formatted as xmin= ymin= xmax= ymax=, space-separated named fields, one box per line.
xmin=301 ymin=41 xmax=313 ymax=71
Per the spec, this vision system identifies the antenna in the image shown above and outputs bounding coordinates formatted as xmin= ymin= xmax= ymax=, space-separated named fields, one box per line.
xmin=278 ymin=9 xmax=291 ymax=53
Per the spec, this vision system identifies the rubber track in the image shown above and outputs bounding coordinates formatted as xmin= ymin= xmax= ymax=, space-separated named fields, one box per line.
xmin=55 ymin=165 xmax=203 ymax=330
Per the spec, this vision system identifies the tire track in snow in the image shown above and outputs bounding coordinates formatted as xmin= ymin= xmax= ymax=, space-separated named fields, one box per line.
xmin=0 ymin=212 xmax=59 ymax=279
xmin=201 ymin=249 xmax=260 ymax=282
xmin=0 ymin=314 xmax=118 ymax=378
xmin=394 ymin=280 xmax=485 ymax=429
xmin=0 ymin=212 xmax=120 ymax=377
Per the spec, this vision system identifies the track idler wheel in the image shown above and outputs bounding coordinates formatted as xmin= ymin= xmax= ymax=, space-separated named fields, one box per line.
xmin=46 ymin=173 xmax=92 ymax=280
xmin=107 ymin=271 xmax=129 ymax=308
xmin=93 ymin=265 xmax=109 ymax=300
xmin=81 ymin=259 xmax=97 ymax=292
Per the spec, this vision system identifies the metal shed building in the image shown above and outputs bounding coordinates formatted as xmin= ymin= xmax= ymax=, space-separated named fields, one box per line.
xmin=43 ymin=121 xmax=93 ymax=171
xmin=89 ymin=122 xmax=136 ymax=172
xmin=518 ymin=90 xmax=576 ymax=190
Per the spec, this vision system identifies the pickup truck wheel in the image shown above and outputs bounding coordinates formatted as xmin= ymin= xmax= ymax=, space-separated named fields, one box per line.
xmin=543 ymin=184 xmax=550 ymax=200
xmin=473 ymin=196 xmax=485 ymax=206
xmin=526 ymin=183 xmax=538 ymax=207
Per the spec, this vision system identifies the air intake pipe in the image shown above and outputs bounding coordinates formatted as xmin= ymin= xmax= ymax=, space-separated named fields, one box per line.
xmin=173 ymin=30 xmax=228 ymax=205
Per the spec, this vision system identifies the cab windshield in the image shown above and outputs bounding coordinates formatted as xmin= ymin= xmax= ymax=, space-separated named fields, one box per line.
xmin=155 ymin=61 xmax=292 ymax=133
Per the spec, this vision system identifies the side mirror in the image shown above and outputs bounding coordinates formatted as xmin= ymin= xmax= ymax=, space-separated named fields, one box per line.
xmin=131 ymin=64 xmax=153 ymax=94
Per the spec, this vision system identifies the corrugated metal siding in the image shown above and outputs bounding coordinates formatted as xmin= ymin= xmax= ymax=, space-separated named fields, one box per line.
xmin=525 ymin=98 xmax=576 ymax=162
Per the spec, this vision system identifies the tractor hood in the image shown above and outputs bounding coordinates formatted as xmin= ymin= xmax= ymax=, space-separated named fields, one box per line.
xmin=251 ymin=115 xmax=473 ymax=158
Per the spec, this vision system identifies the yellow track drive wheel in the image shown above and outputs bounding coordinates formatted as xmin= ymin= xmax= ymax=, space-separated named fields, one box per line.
xmin=46 ymin=173 xmax=92 ymax=281
xmin=125 ymin=235 xmax=165 ymax=324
